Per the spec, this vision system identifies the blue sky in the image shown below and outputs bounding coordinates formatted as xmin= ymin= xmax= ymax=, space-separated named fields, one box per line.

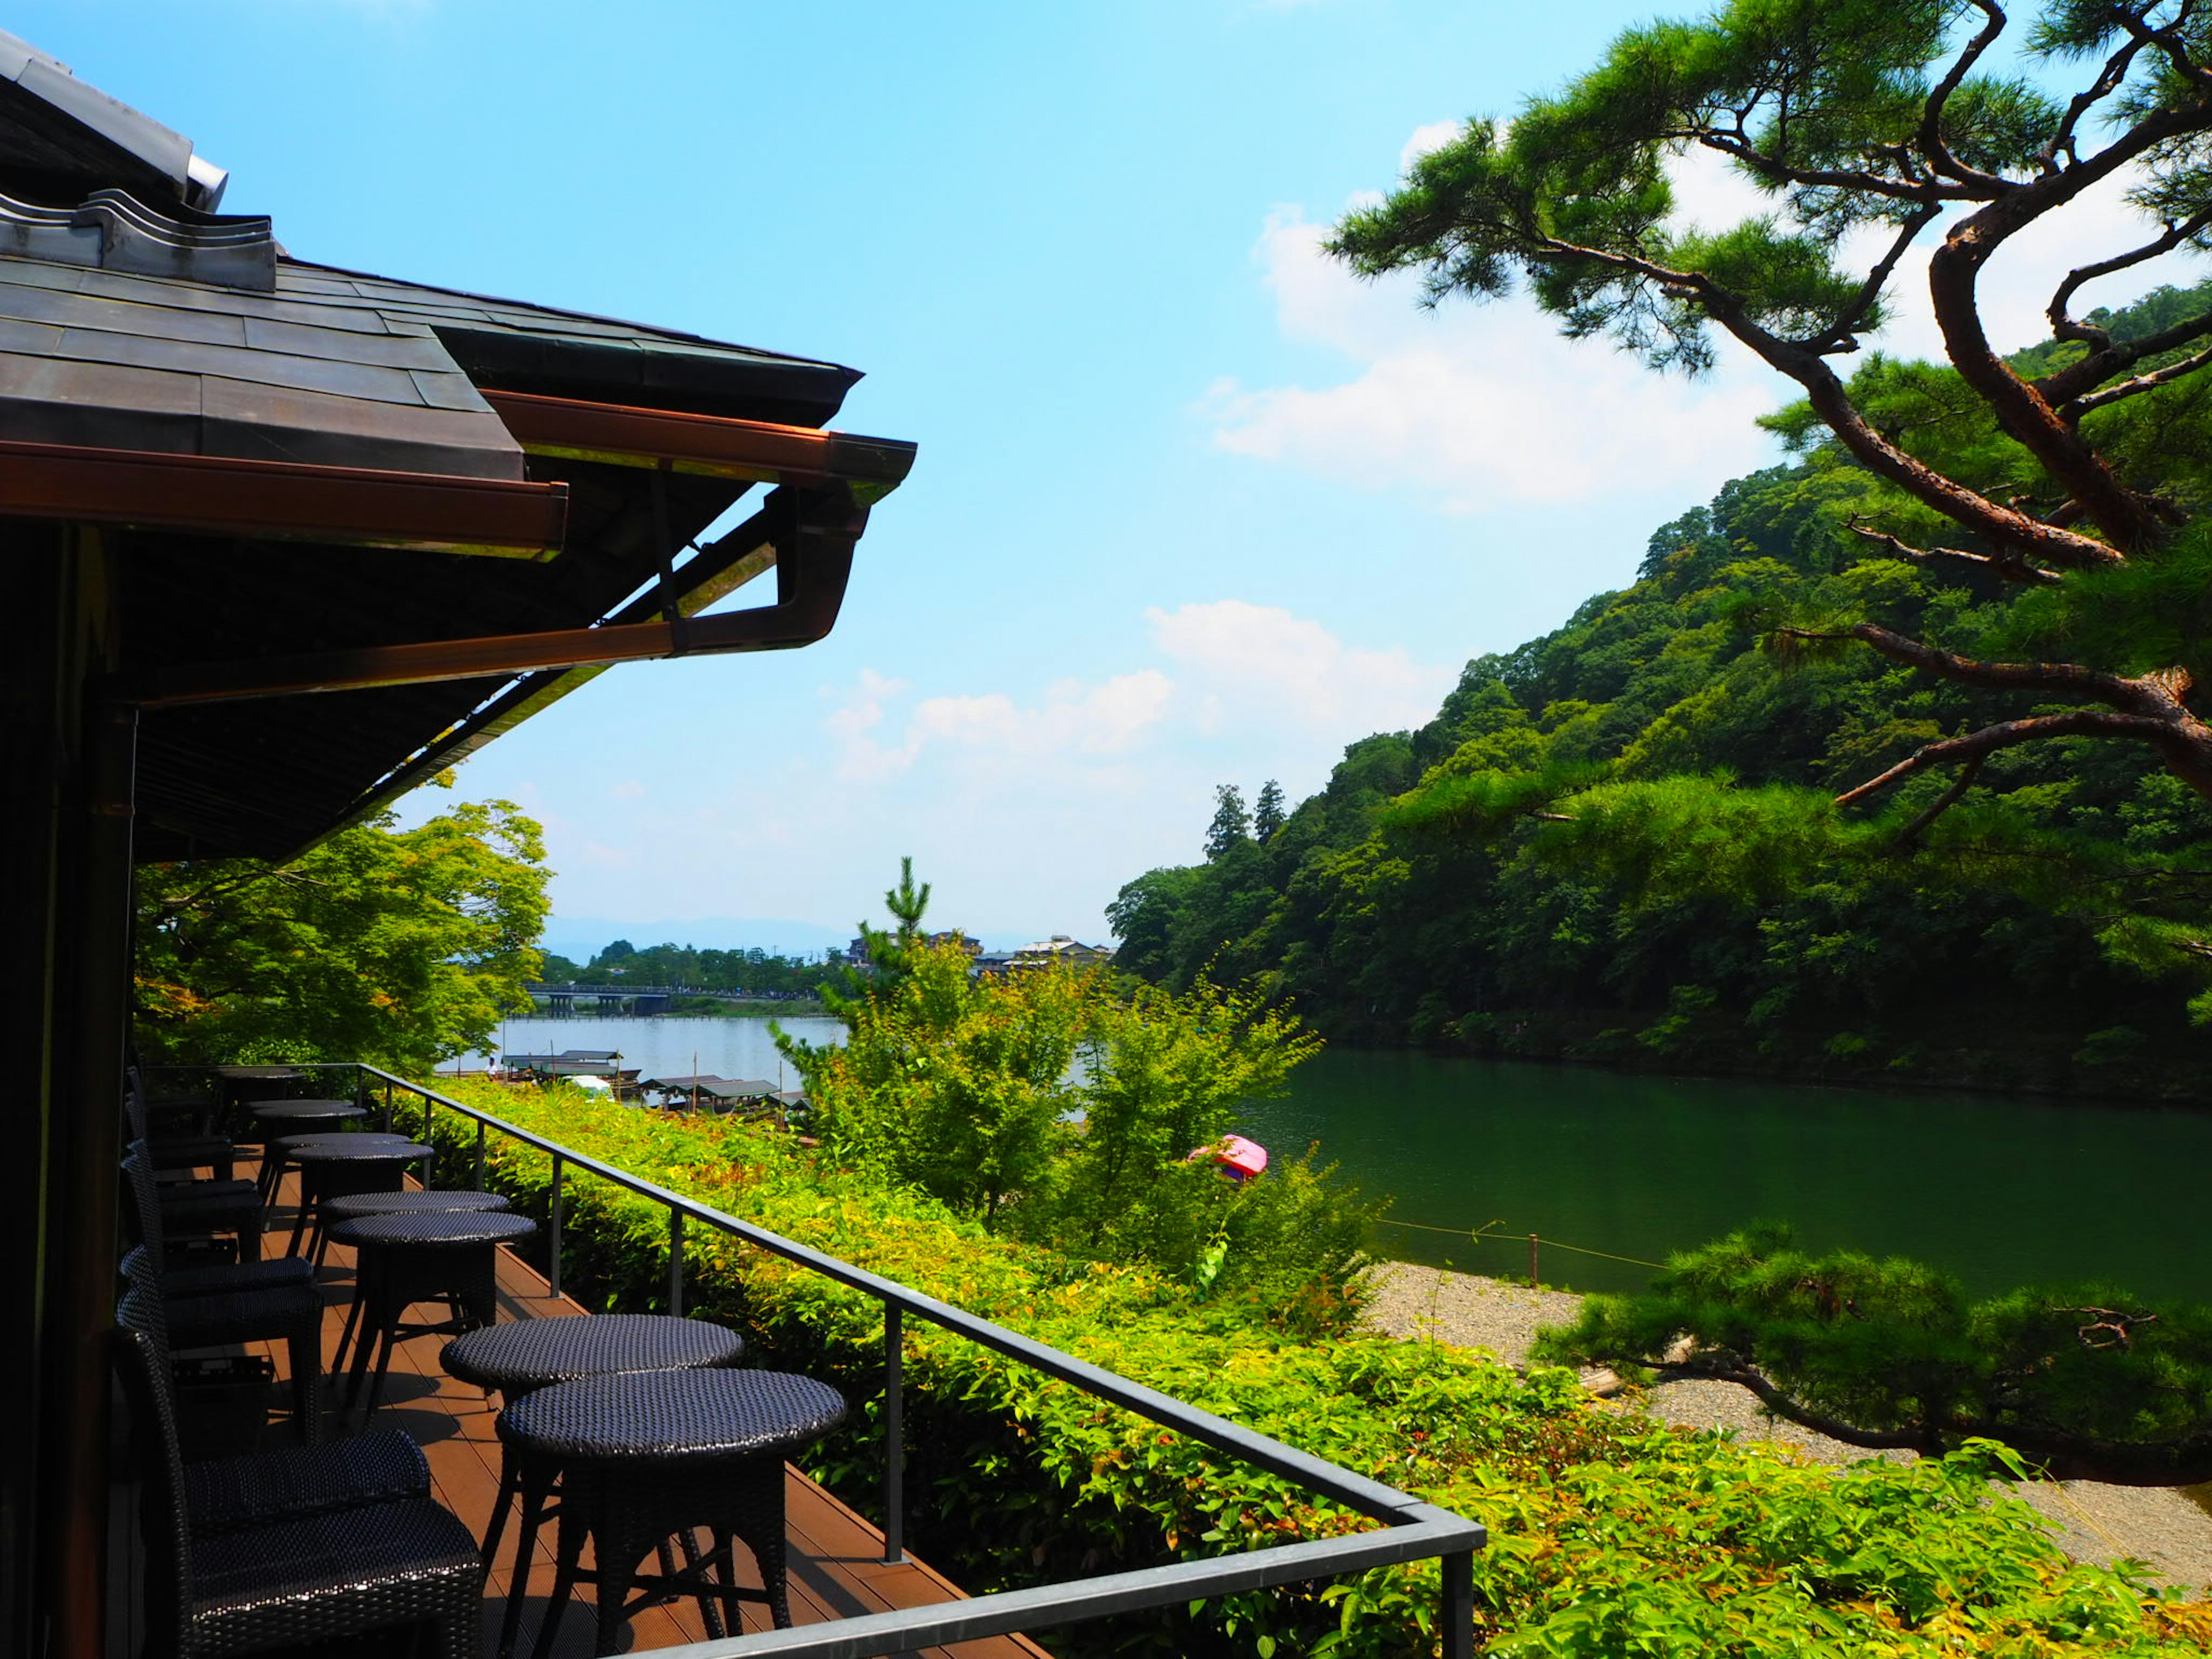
xmin=28 ymin=1 xmax=2198 ymax=949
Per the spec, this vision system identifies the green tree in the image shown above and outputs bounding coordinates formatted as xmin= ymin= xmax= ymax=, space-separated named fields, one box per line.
xmin=1332 ymin=0 xmax=2212 ymax=808
xmin=1253 ymin=778 xmax=1287 ymax=840
xmin=1536 ymin=1224 xmax=2212 ymax=1486
xmin=135 ymin=797 xmax=550 ymax=1074
xmin=1204 ymin=783 xmax=1251 ymax=860
xmin=790 ymin=866 xmax=1374 ymax=1313
xmin=789 ymin=938 xmax=1093 ymax=1227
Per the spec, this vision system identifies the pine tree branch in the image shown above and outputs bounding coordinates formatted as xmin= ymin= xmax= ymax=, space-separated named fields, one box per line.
xmin=1891 ymin=756 xmax=1985 ymax=852
xmin=1846 ymin=521 xmax=2062 ymax=585
xmin=1647 ymin=1357 xmax=1946 ymax=1454
xmin=2068 ymin=339 xmax=2212 ymax=415
xmin=2041 ymin=23 xmax=2159 ymax=173
xmin=1806 ymin=206 xmax=1942 ymax=353
xmin=2043 ymin=213 xmax=2212 ymax=358
xmin=1915 ymin=0 xmax=2016 ymax=191
xmin=1831 ymin=710 xmax=2176 ymax=806
xmin=1669 ymin=128 xmax=1980 ymax=204
xmin=1925 ymin=75 xmax=2212 ymax=551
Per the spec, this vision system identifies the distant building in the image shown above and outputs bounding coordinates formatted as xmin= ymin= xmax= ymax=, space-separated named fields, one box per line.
xmin=1013 ymin=935 xmax=1115 ymax=970
xmin=927 ymin=930 xmax=982 ymax=956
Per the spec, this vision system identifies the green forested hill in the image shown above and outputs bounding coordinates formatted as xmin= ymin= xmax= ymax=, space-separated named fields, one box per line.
xmin=1111 ymin=291 xmax=2212 ymax=1101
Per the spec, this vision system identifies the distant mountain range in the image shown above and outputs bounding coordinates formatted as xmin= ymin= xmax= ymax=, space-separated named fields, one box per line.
xmin=540 ymin=916 xmax=1036 ymax=961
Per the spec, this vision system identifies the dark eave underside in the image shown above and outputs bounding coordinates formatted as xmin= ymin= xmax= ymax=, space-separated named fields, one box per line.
xmin=125 ymin=456 xmax=749 ymax=862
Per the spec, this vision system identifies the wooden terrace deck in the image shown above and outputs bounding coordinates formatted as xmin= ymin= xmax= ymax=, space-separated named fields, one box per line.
xmin=199 ymin=1175 xmax=1052 ymax=1659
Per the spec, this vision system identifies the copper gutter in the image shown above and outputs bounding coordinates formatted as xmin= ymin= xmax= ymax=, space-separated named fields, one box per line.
xmin=320 ymin=497 xmax=787 ymax=837
xmin=0 ymin=439 xmax=569 ymax=558
xmin=480 ymin=389 xmax=916 ymax=503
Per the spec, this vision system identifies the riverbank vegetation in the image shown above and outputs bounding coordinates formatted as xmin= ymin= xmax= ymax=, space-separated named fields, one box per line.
xmin=1117 ymin=0 xmax=2212 ymax=1101
xmin=422 ymin=1074 xmax=2212 ymax=1654
xmin=538 ymin=936 xmax=839 ymax=1001
xmin=1112 ymin=300 xmax=2212 ymax=1101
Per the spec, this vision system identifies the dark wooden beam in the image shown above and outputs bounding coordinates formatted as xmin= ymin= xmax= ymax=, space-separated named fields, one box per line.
xmin=0 ymin=440 xmax=569 ymax=557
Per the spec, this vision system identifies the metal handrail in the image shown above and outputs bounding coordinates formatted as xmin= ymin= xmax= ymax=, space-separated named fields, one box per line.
xmin=309 ymin=1061 xmax=1483 ymax=1658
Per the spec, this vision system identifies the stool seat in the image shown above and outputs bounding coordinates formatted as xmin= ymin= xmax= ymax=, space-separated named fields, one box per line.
xmin=322 ymin=1189 xmax=510 ymax=1224
xmin=251 ymin=1100 xmax=366 ymax=1120
xmin=330 ymin=1210 xmax=537 ymax=1251
xmin=501 ymin=1369 xmax=844 ymax=1464
xmin=445 ymin=1314 xmax=742 ymax=1396
xmin=275 ymin=1131 xmax=415 ymax=1151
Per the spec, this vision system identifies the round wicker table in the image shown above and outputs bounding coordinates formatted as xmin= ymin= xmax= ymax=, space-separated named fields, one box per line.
xmin=497 ymin=1368 xmax=844 ymax=1659
xmin=321 ymin=1188 xmax=512 ymax=1223
xmin=446 ymin=1313 xmax=747 ymax=1623
xmin=283 ymin=1141 xmax=431 ymax=1256
xmin=328 ymin=1209 xmax=539 ymax=1418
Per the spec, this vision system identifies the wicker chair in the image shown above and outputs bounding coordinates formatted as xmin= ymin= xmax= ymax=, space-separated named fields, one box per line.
xmin=119 ymin=1240 xmax=325 ymax=1445
xmin=126 ymin=1070 xmax=243 ymax=1183
xmin=113 ymin=1287 xmax=482 ymax=1659
xmin=115 ymin=1272 xmax=431 ymax=1532
xmin=123 ymin=1147 xmax=313 ymax=1298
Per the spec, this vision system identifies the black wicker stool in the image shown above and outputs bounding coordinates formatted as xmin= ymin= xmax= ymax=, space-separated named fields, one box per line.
xmin=444 ymin=1313 xmax=744 ymax=1607
xmin=262 ymin=1129 xmax=416 ymax=1211
xmin=329 ymin=1210 xmax=539 ymax=1418
xmin=285 ymin=1141 xmax=431 ymax=1257
xmin=249 ymin=1101 xmax=369 ymax=1199
xmin=498 ymin=1368 xmax=844 ymax=1659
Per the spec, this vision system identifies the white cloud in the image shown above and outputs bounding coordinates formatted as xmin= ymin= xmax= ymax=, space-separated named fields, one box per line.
xmin=820 ymin=603 xmax=1449 ymax=787
xmin=1202 ymin=204 xmax=1774 ymax=508
xmin=828 ymin=668 xmax=1173 ymax=782
xmin=610 ymin=779 xmax=645 ymax=800
xmin=1399 ymin=120 xmax=1462 ymax=177
xmin=1146 ymin=600 xmax=1450 ymax=738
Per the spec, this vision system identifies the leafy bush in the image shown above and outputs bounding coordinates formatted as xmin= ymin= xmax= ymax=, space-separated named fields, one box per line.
xmin=417 ymin=1079 xmax=2212 ymax=1657
xmin=781 ymin=921 xmax=1370 ymax=1315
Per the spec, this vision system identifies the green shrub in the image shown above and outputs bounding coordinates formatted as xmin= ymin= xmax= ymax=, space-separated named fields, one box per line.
xmin=417 ymin=1079 xmax=2212 ymax=1657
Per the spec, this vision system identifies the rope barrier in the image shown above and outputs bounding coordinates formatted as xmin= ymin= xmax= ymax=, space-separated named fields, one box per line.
xmin=1378 ymin=1215 xmax=1671 ymax=1271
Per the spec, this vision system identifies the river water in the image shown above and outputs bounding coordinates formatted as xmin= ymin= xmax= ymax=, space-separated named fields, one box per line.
xmin=476 ymin=1017 xmax=2211 ymax=1304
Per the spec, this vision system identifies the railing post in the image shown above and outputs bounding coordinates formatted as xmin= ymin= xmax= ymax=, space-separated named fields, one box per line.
xmin=380 ymin=1079 xmax=392 ymax=1134
xmin=1527 ymin=1233 xmax=1539 ymax=1288
xmin=882 ymin=1301 xmax=904 ymax=1565
xmin=1442 ymin=1549 xmax=1474 ymax=1659
xmin=422 ymin=1093 xmax=436 ymax=1188
xmin=547 ymin=1153 xmax=565 ymax=1300
xmin=474 ymin=1120 xmax=486 ymax=1190
xmin=667 ymin=1209 xmax=684 ymax=1316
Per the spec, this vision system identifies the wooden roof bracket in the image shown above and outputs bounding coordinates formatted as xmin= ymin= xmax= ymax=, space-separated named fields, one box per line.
xmin=116 ymin=483 xmax=865 ymax=710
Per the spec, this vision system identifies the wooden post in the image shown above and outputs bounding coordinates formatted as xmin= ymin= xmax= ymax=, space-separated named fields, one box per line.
xmin=1528 ymin=1233 xmax=1540 ymax=1288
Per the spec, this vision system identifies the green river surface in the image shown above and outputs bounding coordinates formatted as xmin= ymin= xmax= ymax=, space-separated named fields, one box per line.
xmin=1238 ymin=1048 xmax=2212 ymax=1302
xmin=486 ymin=1018 xmax=2210 ymax=1304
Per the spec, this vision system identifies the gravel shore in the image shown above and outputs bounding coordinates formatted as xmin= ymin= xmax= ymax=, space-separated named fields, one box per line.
xmin=1364 ymin=1261 xmax=2212 ymax=1595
